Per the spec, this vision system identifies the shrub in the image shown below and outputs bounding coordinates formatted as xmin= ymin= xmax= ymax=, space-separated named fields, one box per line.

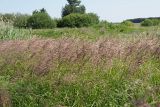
xmin=58 ymin=13 xmax=99 ymax=28
xmin=13 ymin=14 xmax=30 ymax=28
xmin=1 ymin=13 xmax=15 ymax=22
xmin=27 ymin=12 xmax=56 ymax=29
xmin=141 ymin=19 xmax=153 ymax=26
xmin=0 ymin=20 xmax=32 ymax=40
xmin=141 ymin=19 xmax=160 ymax=27
xmin=87 ymin=13 xmax=99 ymax=24
xmin=93 ymin=20 xmax=109 ymax=29
xmin=121 ymin=21 xmax=134 ymax=27
xmin=56 ymin=18 xmax=63 ymax=28
xmin=151 ymin=19 xmax=160 ymax=26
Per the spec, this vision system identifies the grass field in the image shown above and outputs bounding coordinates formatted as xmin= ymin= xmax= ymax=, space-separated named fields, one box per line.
xmin=0 ymin=21 xmax=160 ymax=107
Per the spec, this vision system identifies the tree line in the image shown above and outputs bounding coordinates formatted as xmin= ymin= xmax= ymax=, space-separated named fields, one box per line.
xmin=1 ymin=0 xmax=159 ymax=29
xmin=128 ymin=17 xmax=160 ymax=26
xmin=0 ymin=0 xmax=99 ymax=29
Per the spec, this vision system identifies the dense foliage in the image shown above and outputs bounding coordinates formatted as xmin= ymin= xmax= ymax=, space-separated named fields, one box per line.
xmin=13 ymin=14 xmax=30 ymax=28
xmin=1 ymin=5 xmax=160 ymax=106
xmin=121 ymin=21 xmax=134 ymax=27
xmin=27 ymin=9 xmax=56 ymax=29
xmin=62 ymin=0 xmax=86 ymax=17
xmin=0 ymin=13 xmax=15 ymax=22
xmin=141 ymin=19 xmax=160 ymax=26
xmin=1 ymin=0 xmax=160 ymax=106
xmin=58 ymin=13 xmax=99 ymax=28
xmin=129 ymin=17 xmax=160 ymax=23
xmin=0 ymin=36 xmax=159 ymax=107
xmin=0 ymin=20 xmax=32 ymax=40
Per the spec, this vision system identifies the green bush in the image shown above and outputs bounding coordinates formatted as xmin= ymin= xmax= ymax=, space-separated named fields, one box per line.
xmin=121 ymin=21 xmax=134 ymax=27
xmin=87 ymin=13 xmax=99 ymax=24
xmin=141 ymin=19 xmax=160 ymax=26
xmin=1 ymin=13 xmax=15 ymax=22
xmin=0 ymin=20 xmax=32 ymax=40
xmin=62 ymin=0 xmax=86 ymax=17
xmin=58 ymin=13 xmax=99 ymax=28
xmin=151 ymin=19 xmax=160 ymax=26
xmin=93 ymin=20 xmax=109 ymax=29
xmin=27 ymin=12 xmax=56 ymax=29
xmin=13 ymin=14 xmax=30 ymax=28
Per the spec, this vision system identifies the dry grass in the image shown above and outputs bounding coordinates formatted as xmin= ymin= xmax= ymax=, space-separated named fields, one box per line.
xmin=0 ymin=36 xmax=159 ymax=107
xmin=0 ymin=37 xmax=159 ymax=75
xmin=0 ymin=89 xmax=11 ymax=107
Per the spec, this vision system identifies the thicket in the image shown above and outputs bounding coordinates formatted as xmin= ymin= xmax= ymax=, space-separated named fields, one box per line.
xmin=62 ymin=0 xmax=86 ymax=17
xmin=13 ymin=14 xmax=30 ymax=28
xmin=0 ymin=9 xmax=56 ymax=29
xmin=121 ymin=21 xmax=134 ymax=27
xmin=141 ymin=19 xmax=160 ymax=26
xmin=0 ymin=8 xmax=99 ymax=28
xmin=57 ymin=13 xmax=99 ymax=28
xmin=27 ymin=8 xmax=56 ymax=29
xmin=0 ymin=19 xmax=32 ymax=40
xmin=0 ymin=37 xmax=159 ymax=107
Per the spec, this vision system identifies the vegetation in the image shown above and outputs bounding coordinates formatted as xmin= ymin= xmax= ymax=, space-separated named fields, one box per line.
xmin=0 ymin=20 xmax=32 ymax=40
xmin=62 ymin=0 xmax=86 ymax=17
xmin=57 ymin=13 xmax=99 ymax=28
xmin=27 ymin=8 xmax=56 ymax=29
xmin=60 ymin=0 xmax=99 ymax=28
xmin=13 ymin=14 xmax=30 ymax=28
xmin=141 ymin=19 xmax=160 ymax=26
xmin=0 ymin=13 xmax=16 ymax=22
xmin=0 ymin=18 xmax=160 ymax=107
xmin=141 ymin=19 xmax=153 ymax=26
xmin=129 ymin=17 xmax=160 ymax=23
xmin=121 ymin=21 xmax=134 ymax=27
xmin=0 ymin=0 xmax=160 ymax=106
xmin=0 ymin=35 xmax=159 ymax=107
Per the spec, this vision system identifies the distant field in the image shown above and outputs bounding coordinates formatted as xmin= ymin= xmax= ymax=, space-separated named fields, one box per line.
xmin=32 ymin=26 xmax=149 ymax=40
xmin=0 ymin=22 xmax=160 ymax=107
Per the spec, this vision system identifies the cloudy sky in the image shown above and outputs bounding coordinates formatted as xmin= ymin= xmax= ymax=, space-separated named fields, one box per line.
xmin=0 ymin=0 xmax=159 ymax=22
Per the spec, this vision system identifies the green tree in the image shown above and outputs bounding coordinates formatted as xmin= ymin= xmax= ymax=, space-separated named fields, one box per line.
xmin=58 ymin=13 xmax=99 ymax=28
xmin=40 ymin=8 xmax=47 ymax=13
xmin=141 ymin=19 xmax=153 ymax=26
xmin=13 ymin=14 xmax=30 ymax=28
xmin=121 ymin=21 xmax=134 ymax=27
xmin=62 ymin=0 xmax=86 ymax=17
xmin=27 ymin=9 xmax=56 ymax=29
xmin=87 ymin=13 xmax=99 ymax=24
xmin=152 ymin=19 xmax=160 ymax=26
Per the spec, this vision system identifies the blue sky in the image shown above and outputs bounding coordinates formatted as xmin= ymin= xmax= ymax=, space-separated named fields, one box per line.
xmin=0 ymin=0 xmax=160 ymax=22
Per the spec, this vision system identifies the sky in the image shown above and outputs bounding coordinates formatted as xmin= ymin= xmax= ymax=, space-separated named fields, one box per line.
xmin=0 ymin=0 xmax=160 ymax=22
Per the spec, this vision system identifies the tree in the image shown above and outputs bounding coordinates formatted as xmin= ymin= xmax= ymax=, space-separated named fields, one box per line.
xmin=13 ymin=13 xmax=30 ymax=28
xmin=141 ymin=19 xmax=153 ymax=26
xmin=67 ymin=0 xmax=81 ymax=6
xmin=33 ymin=8 xmax=47 ymax=14
xmin=1 ymin=13 xmax=15 ymax=22
xmin=58 ymin=13 xmax=99 ymax=28
xmin=121 ymin=21 xmax=134 ymax=27
xmin=27 ymin=8 xmax=56 ymax=29
xmin=62 ymin=0 xmax=86 ymax=17
xmin=40 ymin=8 xmax=47 ymax=13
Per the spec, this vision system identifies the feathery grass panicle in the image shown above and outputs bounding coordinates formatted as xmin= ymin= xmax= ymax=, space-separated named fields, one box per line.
xmin=0 ymin=35 xmax=159 ymax=106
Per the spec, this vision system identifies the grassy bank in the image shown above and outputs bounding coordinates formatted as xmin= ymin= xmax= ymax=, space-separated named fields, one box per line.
xmin=0 ymin=21 xmax=160 ymax=107
xmin=0 ymin=37 xmax=159 ymax=107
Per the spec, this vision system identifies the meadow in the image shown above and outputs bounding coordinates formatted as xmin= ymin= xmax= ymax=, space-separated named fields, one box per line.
xmin=0 ymin=20 xmax=160 ymax=107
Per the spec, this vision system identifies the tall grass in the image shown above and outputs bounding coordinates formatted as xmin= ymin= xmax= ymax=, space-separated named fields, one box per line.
xmin=32 ymin=27 xmax=160 ymax=41
xmin=0 ymin=20 xmax=32 ymax=40
xmin=0 ymin=36 xmax=159 ymax=107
